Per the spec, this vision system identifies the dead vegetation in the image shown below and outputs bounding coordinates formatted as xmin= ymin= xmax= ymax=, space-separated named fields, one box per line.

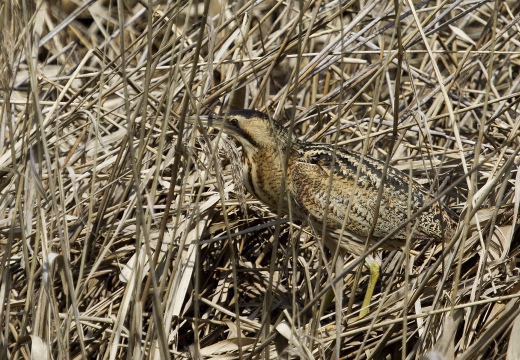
xmin=1 ymin=0 xmax=520 ymax=358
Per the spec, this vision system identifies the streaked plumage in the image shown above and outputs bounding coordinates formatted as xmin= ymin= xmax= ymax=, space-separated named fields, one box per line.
xmin=189 ymin=109 xmax=458 ymax=316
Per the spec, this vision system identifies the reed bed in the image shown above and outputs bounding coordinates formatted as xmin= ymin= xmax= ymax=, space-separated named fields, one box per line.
xmin=1 ymin=0 xmax=520 ymax=358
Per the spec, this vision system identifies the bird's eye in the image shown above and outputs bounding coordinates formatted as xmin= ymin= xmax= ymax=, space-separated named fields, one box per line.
xmin=228 ymin=117 xmax=239 ymax=127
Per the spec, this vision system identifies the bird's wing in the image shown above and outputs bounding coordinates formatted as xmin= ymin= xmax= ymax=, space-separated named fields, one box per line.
xmin=289 ymin=147 xmax=428 ymax=239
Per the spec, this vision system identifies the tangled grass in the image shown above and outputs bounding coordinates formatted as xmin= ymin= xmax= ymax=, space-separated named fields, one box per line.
xmin=1 ymin=0 xmax=520 ymax=358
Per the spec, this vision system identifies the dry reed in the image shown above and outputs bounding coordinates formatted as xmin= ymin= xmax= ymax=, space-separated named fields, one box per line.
xmin=1 ymin=0 xmax=520 ymax=358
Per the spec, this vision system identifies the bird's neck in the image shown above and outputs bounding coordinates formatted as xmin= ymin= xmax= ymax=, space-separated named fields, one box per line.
xmin=271 ymin=123 xmax=295 ymax=153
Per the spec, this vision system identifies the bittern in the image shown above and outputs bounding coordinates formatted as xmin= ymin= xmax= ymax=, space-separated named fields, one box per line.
xmin=189 ymin=109 xmax=457 ymax=317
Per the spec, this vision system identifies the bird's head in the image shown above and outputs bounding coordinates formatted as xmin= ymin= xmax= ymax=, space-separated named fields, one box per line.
xmin=188 ymin=109 xmax=290 ymax=156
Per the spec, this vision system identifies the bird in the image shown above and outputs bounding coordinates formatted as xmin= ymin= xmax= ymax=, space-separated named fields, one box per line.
xmin=188 ymin=109 xmax=458 ymax=317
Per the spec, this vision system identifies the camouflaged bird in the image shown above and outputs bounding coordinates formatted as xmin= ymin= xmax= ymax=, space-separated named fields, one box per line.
xmin=189 ymin=109 xmax=458 ymax=316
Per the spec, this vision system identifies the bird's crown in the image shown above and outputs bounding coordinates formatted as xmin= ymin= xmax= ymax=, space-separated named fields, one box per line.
xmin=217 ymin=109 xmax=292 ymax=152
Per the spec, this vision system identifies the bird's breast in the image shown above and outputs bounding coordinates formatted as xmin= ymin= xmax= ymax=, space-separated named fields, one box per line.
xmin=242 ymin=149 xmax=301 ymax=217
xmin=242 ymin=156 xmax=256 ymax=200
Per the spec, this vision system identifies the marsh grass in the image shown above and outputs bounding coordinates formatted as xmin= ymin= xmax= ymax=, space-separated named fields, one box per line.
xmin=1 ymin=0 xmax=520 ymax=358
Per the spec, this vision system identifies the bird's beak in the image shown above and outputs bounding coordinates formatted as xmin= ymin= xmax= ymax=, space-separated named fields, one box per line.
xmin=185 ymin=114 xmax=225 ymax=129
